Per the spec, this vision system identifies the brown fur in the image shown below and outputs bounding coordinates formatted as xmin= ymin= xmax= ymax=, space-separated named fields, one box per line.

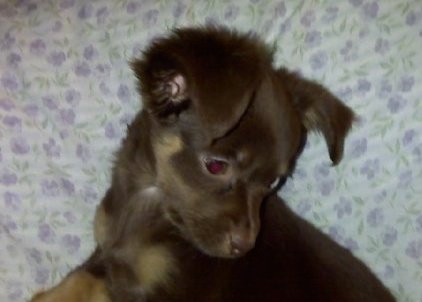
xmin=31 ymin=26 xmax=395 ymax=302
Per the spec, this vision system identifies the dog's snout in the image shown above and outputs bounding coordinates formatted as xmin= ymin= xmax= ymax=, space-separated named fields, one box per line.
xmin=229 ymin=220 xmax=256 ymax=256
xmin=230 ymin=232 xmax=254 ymax=256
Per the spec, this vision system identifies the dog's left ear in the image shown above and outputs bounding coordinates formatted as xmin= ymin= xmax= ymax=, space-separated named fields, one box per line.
xmin=275 ymin=68 xmax=355 ymax=165
xmin=131 ymin=53 xmax=190 ymax=120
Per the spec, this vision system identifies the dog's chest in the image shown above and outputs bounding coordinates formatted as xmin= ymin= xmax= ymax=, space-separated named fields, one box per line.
xmin=140 ymin=246 xmax=233 ymax=302
xmin=134 ymin=244 xmax=176 ymax=293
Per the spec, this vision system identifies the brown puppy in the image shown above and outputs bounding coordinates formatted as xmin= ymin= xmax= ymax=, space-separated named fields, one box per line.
xmin=32 ymin=26 xmax=395 ymax=302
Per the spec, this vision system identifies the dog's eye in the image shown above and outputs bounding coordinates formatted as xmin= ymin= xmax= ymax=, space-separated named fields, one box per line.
xmin=204 ymin=158 xmax=228 ymax=175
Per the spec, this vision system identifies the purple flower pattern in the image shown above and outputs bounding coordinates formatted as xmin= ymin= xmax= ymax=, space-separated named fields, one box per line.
xmin=10 ymin=137 xmax=30 ymax=155
xmin=398 ymin=75 xmax=414 ymax=92
xmin=334 ymin=197 xmax=352 ymax=219
xmin=367 ymin=208 xmax=384 ymax=228
xmin=7 ymin=53 xmax=21 ymax=67
xmin=305 ymin=31 xmax=321 ymax=48
xmin=46 ymin=51 xmax=66 ymax=66
xmin=374 ymin=38 xmax=390 ymax=55
xmin=382 ymin=227 xmax=398 ymax=247
xmin=349 ymin=0 xmax=363 ymax=7
xmin=41 ymin=179 xmax=60 ymax=197
xmin=59 ymin=108 xmax=75 ymax=125
xmin=301 ymin=10 xmax=316 ymax=27
xmin=322 ymin=6 xmax=339 ymax=23
xmin=74 ymin=62 xmax=91 ymax=77
xmin=78 ymin=4 xmax=93 ymax=20
xmin=1 ymin=72 xmax=19 ymax=91
xmin=61 ymin=234 xmax=80 ymax=254
xmin=402 ymin=129 xmax=416 ymax=146
xmin=360 ymin=159 xmax=379 ymax=180
xmin=1 ymin=172 xmax=18 ymax=186
xmin=406 ymin=240 xmax=422 ymax=259
xmin=96 ymin=7 xmax=109 ymax=25
xmin=350 ymin=138 xmax=367 ymax=158
xmin=117 ymin=84 xmax=130 ymax=103
xmin=42 ymin=96 xmax=58 ymax=110
xmin=274 ymin=2 xmax=286 ymax=17
xmin=42 ymin=138 xmax=61 ymax=158
xmin=0 ymin=98 xmax=15 ymax=111
xmin=127 ymin=2 xmax=139 ymax=14
xmin=3 ymin=115 xmax=22 ymax=132
xmin=33 ymin=267 xmax=49 ymax=285
xmin=76 ymin=143 xmax=90 ymax=161
xmin=340 ymin=40 xmax=358 ymax=62
xmin=4 ymin=192 xmax=20 ymax=210
xmin=38 ymin=223 xmax=55 ymax=244
xmin=309 ymin=51 xmax=328 ymax=70
xmin=363 ymin=2 xmax=379 ymax=19
xmin=405 ymin=11 xmax=418 ymax=26
xmin=143 ymin=9 xmax=159 ymax=26
xmin=65 ymin=89 xmax=81 ymax=106
xmin=59 ymin=0 xmax=75 ymax=10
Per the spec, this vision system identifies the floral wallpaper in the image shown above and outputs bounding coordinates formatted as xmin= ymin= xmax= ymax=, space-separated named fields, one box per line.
xmin=0 ymin=0 xmax=420 ymax=301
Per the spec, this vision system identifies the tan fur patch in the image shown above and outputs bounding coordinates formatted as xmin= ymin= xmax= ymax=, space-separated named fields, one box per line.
xmin=135 ymin=245 xmax=176 ymax=292
xmin=94 ymin=204 xmax=108 ymax=247
xmin=31 ymin=271 xmax=110 ymax=302
xmin=153 ymin=132 xmax=193 ymax=196
xmin=154 ymin=133 xmax=183 ymax=161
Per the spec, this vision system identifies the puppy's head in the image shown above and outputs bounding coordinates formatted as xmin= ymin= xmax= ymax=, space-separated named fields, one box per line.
xmin=132 ymin=26 xmax=354 ymax=258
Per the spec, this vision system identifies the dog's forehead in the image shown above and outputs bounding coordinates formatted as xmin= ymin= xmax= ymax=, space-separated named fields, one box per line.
xmin=185 ymin=59 xmax=264 ymax=140
xmin=169 ymin=28 xmax=273 ymax=140
xmin=211 ymin=98 xmax=284 ymax=173
xmin=210 ymin=75 xmax=293 ymax=177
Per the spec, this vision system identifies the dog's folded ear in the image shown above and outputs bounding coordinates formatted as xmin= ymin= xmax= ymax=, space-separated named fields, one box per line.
xmin=275 ymin=68 xmax=355 ymax=165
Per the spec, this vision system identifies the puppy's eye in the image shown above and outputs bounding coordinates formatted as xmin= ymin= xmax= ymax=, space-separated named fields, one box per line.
xmin=204 ymin=158 xmax=228 ymax=175
xmin=269 ymin=177 xmax=280 ymax=190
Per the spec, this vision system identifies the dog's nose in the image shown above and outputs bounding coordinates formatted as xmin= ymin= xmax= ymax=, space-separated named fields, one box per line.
xmin=230 ymin=233 xmax=254 ymax=256
xmin=229 ymin=224 xmax=256 ymax=256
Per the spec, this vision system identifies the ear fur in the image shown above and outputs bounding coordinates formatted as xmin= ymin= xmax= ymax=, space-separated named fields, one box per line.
xmin=276 ymin=68 xmax=355 ymax=165
xmin=131 ymin=55 xmax=190 ymax=119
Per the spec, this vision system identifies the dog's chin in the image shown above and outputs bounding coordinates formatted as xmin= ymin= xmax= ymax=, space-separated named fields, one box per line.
xmin=164 ymin=207 xmax=249 ymax=259
xmin=191 ymin=235 xmax=240 ymax=259
xmin=197 ymin=245 xmax=242 ymax=259
xmin=189 ymin=231 xmax=253 ymax=259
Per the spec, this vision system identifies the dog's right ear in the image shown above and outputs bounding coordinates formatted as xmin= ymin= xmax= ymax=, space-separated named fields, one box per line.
xmin=131 ymin=54 xmax=190 ymax=120
xmin=275 ymin=68 xmax=355 ymax=165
